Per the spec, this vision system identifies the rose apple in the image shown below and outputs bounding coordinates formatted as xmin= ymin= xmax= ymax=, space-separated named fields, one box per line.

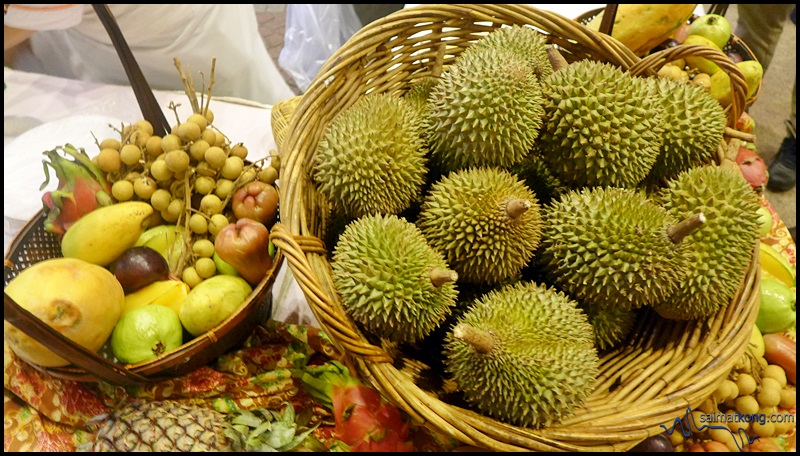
xmin=687 ymin=14 xmax=732 ymax=49
xmin=214 ymin=218 xmax=273 ymax=285
xmin=231 ymin=180 xmax=279 ymax=226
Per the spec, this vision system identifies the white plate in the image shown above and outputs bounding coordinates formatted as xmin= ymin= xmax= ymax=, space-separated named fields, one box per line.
xmin=4 ymin=114 xmax=124 ymax=222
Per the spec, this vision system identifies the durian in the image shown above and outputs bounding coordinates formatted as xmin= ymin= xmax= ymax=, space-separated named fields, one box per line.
xmin=538 ymin=187 xmax=701 ymax=311
xmin=404 ymin=76 xmax=439 ymax=114
xmin=313 ymin=93 xmax=427 ymax=218
xmin=426 ymin=46 xmax=544 ymax=172
xmin=443 ymin=281 xmax=599 ymax=428
xmin=642 ymin=77 xmax=728 ymax=186
xmin=537 ymin=60 xmax=665 ymax=188
xmin=331 ymin=214 xmax=458 ymax=343
xmin=417 ymin=167 xmax=543 ymax=285
xmin=461 ymin=25 xmax=553 ymax=80
xmin=580 ymin=303 xmax=638 ymax=352
xmin=510 ymin=146 xmax=567 ymax=206
xmin=652 ymin=165 xmax=761 ymax=320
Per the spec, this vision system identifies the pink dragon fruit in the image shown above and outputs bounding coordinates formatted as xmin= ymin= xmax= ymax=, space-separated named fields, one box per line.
xmin=295 ymin=360 xmax=415 ymax=452
xmin=40 ymin=144 xmax=112 ymax=237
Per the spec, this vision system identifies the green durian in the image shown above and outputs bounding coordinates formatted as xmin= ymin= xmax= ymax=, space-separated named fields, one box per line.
xmin=417 ymin=167 xmax=543 ymax=286
xmin=444 ymin=281 xmax=599 ymax=428
xmin=538 ymin=60 xmax=665 ymax=188
xmin=460 ymin=24 xmax=554 ymax=80
xmin=426 ymin=46 xmax=544 ymax=172
xmin=313 ymin=93 xmax=427 ymax=218
xmin=404 ymin=75 xmax=439 ymax=114
xmin=642 ymin=77 xmax=728 ymax=187
xmin=539 ymin=187 xmax=699 ymax=311
xmin=580 ymin=303 xmax=638 ymax=352
xmin=652 ymin=165 xmax=761 ymax=320
xmin=510 ymin=146 xmax=567 ymax=206
xmin=331 ymin=214 xmax=458 ymax=343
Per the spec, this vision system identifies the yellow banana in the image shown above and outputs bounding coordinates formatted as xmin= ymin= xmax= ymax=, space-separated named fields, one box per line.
xmin=759 ymin=242 xmax=796 ymax=288
xmin=122 ymin=279 xmax=189 ymax=316
xmin=61 ymin=202 xmax=154 ymax=266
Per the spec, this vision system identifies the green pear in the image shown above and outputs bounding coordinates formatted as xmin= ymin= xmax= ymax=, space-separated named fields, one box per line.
xmin=683 ymin=34 xmax=722 ymax=75
xmin=756 ymin=277 xmax=796 ymax=334
xmin=709 ymin=70 xmax=732 ymax=107
xmin=736 ymin=60 xmax=763 ymax=99
xmin=179 ymin=275 xmax=252 ymax=337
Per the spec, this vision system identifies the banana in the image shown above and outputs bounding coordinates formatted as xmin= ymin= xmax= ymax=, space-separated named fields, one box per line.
xmin=61 ymin=202 xmax=154 ymax=266
xmin=122 ymin=279 xmax=190 ymax=316
xmin=759 ymin=242 xmax=796 ymax=288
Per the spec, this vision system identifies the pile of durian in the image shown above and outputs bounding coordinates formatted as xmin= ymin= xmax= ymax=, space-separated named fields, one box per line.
xmin=309 ymin=26 xmax=761 ymax=429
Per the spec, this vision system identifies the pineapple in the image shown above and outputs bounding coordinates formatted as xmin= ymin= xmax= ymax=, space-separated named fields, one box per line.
xmin=85 ymin=400 xmax=242 ymax=452
xmin=80 ymin=399 xmax=322 ymax=452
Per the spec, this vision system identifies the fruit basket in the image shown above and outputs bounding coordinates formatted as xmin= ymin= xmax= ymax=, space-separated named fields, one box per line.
xmin=269 ymin=4 xmax=759 ymax=451
xmin=4 ymin=210 xmax=282 ymax=385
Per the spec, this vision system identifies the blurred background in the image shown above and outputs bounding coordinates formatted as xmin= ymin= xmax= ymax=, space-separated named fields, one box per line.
xmin=255 ymin=4 xmax=796 ymax=236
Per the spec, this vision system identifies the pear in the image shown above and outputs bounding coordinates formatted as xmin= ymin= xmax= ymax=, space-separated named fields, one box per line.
xmin=756 ymin=278 xmax=796 ymax=334
xmin=736 ymin=60 xmax=763 ymax=99
xmin=683 ymin=35 xmax=722 ymax=75
xmin=709 ymin=70 xmax=733 ymax=107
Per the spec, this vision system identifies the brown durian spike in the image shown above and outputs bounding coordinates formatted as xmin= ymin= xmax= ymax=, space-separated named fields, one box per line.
xmin=506 ymin=198 xmax=532 ymax=219
xmin=430 ymin=268 xmax=458 ymax=288
xmin=547 ymin=47 xmax=569 ymax=72
xmin=453 ymin=324 xmax=495 ymax=354
xmin=667 ymin=213 xmax=707 ymax=244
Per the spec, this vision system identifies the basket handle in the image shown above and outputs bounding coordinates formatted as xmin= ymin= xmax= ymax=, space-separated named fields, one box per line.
xmin=628 ymin=43 xmax=748 ymax=130
xmin=91 ymin=4 xmax=171 ymax=137
xmin=4 ymin=291 xmax=149 ymax=386
xmin=269 ymin=223 xmax=393 ymax=364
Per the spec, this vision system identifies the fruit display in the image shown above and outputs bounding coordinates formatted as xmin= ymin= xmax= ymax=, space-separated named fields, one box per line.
xmin=302 ymin=21 xmax=784 ymax=438
xmin=4 ymin=60 xmax=281 ymax=369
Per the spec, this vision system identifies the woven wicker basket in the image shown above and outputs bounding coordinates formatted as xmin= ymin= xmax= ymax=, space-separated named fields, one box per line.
xmin=4 ymin=211 xmax=282 ymax=386
xmin=269 ymin=4 xmax=759 ymax=451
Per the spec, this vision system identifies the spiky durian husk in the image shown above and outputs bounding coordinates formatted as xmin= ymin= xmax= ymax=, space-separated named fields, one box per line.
xmin=444 ymin=281 xmax=599 ymax=428
xmin=652 ymin=166 xmax=761 ymax=320
xmin=580 ymin=303 xmax=638 ymax=352
xmin=538 ymin=60 xmax=665 ymax=188
xmin=642 ymin=78 xmax=728 ymax=187
xmin=538 ymin=187 xmax=690 ymax=311
xmin=417 ymin=167 xmax=543 ymax=285
xmin=313 ymin=93 xmax=427 ymax=218
xmin=88 ymin=400 xmax=241 ymax=452
xmin=460 ymin=24 xmax=553 ymax=80
xmin=510 ymin=146 xmax=567 ymax=206
xmin=425 ymin=46 xmax=544 ymax=172
xmin=404 ymin=76 xmax=439 ymax=114
xmin=331 ymin=214 xmax=458 ymax=344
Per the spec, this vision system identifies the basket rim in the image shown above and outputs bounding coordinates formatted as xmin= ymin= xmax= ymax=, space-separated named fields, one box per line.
xmin=273 ymin=3 xmax=759 ymax=451
xmin=4 ymin=209 xmax=283 ymax=385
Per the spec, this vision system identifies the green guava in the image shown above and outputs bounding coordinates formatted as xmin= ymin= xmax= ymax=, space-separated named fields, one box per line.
xmin=110 ymin=304 xmax=184 ymax=364
xmin=756 ymin=278 xmax=796 ymax=334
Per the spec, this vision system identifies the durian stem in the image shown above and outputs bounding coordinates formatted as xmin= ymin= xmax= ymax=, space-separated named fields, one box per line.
xmin=506 ymin=198 xmax=531 ymax=220
xmin=547 ymin=47 xmax=569 ymax=72
xmin=430 ymin=268 xmax=458 ymax=288
xmin=453 ymin=324 xmax=495 ymax=354
xmin=667 ymin=213 xmax=707 ymax=244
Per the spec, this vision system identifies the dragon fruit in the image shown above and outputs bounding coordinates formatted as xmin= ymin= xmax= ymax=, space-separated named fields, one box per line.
xmin=40 ymin=144 xmax=112 ymax=237
xmin=294 ymin=360 xmax=415 ymax=452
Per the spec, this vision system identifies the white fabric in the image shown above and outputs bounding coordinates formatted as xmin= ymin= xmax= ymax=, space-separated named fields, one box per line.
xmin=4 ymin=4 xmax=296 ymax=105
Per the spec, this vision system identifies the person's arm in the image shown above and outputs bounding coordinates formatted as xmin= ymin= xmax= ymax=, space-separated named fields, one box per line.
xmin=4 ymin=25 xmax=35 ymax=51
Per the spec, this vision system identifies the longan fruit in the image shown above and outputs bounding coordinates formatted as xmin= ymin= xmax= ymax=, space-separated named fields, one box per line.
xmin=133 ymin=176 xmax=157 ymax=200
xmin=111 ymin=180 xmax=134 ymax=201
xmin=201 ymin=128 xmax=217 ymax=146
xmin=182 ymin=266 xmax=203 ymax=289
xmin=757 ymin=388 xmax=781 ymax=409
xmin=258 ymin=166 xmax=279 ymax=185
xmin=229 ymin=143 xmax=248 ymax=160
xmin=160 ymin=133 xmax=183 ymax=153
xmin=735 ymin=373 xmax=757 ymax=396
xmin=187 ymin=113 xmax=209 ymax=131
xmin=178 ymin=121 xmax=202 ymax=142
xmin=202 ymin=108 xmax=214 ymax=124
xmin=96 ymin=148 xmax=122 ymax=173
xmin=204 ymin=146 xmax=227 ymax=169
xmin=221 ymin=156 xmax=244 ymax=180
xmin=166 ymin=199 xmax=185 ymax=221
xmin=165 ymin=150 xmax=190 ymax=173
xmin=134 ymin=119 xmax=154 ymax=136
xmin=208 ymin=213 xmax=230 ymax=236
xmin=99 ymin=137 xmax=121 ymax=150
xmin=189 ymin=213 xmax=209 ymax=235
xmin=189 ymin=139 xmax=211 ymax=162
xmin=119 ymin=144 xmax=142 ymax=166
xmin=761 ymin=365 xmax=787 ymax=388
xmin=200 ymin=194 xmax=223 ymax=215
xmin=195 ymin=257 xmax=217 ymax=279
xmin=150 ymin=159 xmax=172 ymax=182
xmin=735 ymin=395 xmax=760 ymax=415
xmin=194 ymin=175 xmax=216 ymax=195
xmin=145 ymin=135 xmax=164 ymax=158
xmin=214 ymin=179 xmax=235 ymax=199
xmin=192 ymin=239 xmax=215 ymax=258
xmin=150 ymin=189 xmax=172 ymax=212
xmin=779 ymin=387 xmax=796 ymax=409
xmin=750 ymin=420 xmax=775 ymax=438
